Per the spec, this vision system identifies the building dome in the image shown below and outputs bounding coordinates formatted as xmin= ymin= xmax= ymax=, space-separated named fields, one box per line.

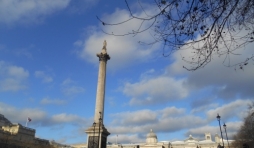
xmin=146 ymin=129 xmax=158 ymax=144
xmin=147 ymin=129 xmax=157 ymax=138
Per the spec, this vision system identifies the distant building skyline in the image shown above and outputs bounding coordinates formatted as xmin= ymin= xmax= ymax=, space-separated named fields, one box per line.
xmin=72 ymin=129 xmax=235 ymax=148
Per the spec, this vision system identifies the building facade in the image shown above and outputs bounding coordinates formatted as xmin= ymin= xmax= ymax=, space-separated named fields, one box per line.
xmin=0 ymin=114 xmax=73 ymax=148
xmin=72 ymin=130 xmax=235 ymax=148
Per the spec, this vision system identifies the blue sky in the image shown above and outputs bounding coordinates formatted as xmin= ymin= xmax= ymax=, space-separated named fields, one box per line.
xmin=0 ymin=0 xmax=253 ymax=145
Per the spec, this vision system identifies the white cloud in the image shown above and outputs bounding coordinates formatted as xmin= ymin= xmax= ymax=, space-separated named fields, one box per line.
xmin=0 ymin=0 xmax=71 ymax=25
xmin=107 ymin=100 xmax=251 ymax=138
xmin=108 ymin=134 xmax=144 ymax=144
xmin=190 ymin=97 xmax=218 ymax=108
xmin=61 ymin=78 xmax=85 ymax=95
xmin=108 ymin=107 xmax=206 ymax=135
xmin=186 ymin=121 xmax=242 ymax=139
xmin=108 ymin=115 xmax=207 ymax=135
xmin=167 ymin=31 xmax=254 ymax=99
xmin=158 ymin=107 xmax=185 ymax=118
xmin=35 ymin=71 xmax=53 ymax=83
xmin=8 ymin=66 xmax=29 ymax=78
xmin=76 ymin=7 xmax=161 ymax=70
xmin=224 ymin=121 xmax=243 ymax=139
xmin=51 ymin=113 xmax=86 ymax=125
xmin=123 ymin=76 xmax=188 ymax=106
xmin=186 ymin=125 xmax=219 ymax=138
xmin=0 ymin=61 xmax=29 ymax=91
xmin=0 ymin=102 xmax=47 ymax=124
xmin=111 ymin=110 xmax=158 ymax=125
xmin=0 ymin=102 xmax=87 ymax=127
xmin=63 ymin=86 xmax=85 ymax=95
xmin=62 ymin=78 xmax=75 ymax=85
xmin=40 ymin=97 xmax=66 ymax=105
xmin=206 ymin=99 xmax=252 ymax=121
xmin=191 ymin=103 xmax=219 ymax=114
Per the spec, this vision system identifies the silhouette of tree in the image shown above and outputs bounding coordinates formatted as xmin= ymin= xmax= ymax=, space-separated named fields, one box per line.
xmin=98 ymin=0 xmax=254 ymax=71
xmin=232 ymin=102 xmax=254 ymax=148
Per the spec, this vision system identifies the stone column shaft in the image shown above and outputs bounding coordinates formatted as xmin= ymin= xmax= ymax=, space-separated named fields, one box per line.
xmin=94 ymin=58 xmax=107 ymax=123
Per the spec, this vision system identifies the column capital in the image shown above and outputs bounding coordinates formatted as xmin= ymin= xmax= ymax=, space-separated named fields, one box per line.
xmin=96 ymin=53 xmax=110 ymax=62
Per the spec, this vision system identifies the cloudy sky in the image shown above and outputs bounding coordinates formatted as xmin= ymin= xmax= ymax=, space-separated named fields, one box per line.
xmin=0 ymin=0 xmax=253 ymax=145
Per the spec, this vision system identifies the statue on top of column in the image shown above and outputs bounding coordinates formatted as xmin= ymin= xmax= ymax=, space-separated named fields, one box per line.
xmin=101 ymin=40 xmax=107 ymax=54
xmin=103 ymin=40 xmax=107 ymax=49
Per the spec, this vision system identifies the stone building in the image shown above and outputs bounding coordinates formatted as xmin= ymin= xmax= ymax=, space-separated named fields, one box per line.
xmin=72 ymin=129 xmax=235 ymax=148
xmin=169 ymin=132 xmax=236 ymax=148
xmin=0 ymin=114 xmax=73 ymax=148
xmin=0 ymin=114 xmax=51 ymax=148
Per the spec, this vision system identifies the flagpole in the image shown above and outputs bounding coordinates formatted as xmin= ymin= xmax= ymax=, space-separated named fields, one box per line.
xmin=26 ymin=119 xmax=28 ymax=127
xmin=26 ymin=117 xmax=31 ymax=127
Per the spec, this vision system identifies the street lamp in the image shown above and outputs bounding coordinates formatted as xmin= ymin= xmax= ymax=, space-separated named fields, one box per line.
xmin=93 ymin=122 xmax=96 ymax=148
xmin=216 ymin=114 xmax=225 ymax=148
xmin=223 ymin=123 xmax=230 ymax=148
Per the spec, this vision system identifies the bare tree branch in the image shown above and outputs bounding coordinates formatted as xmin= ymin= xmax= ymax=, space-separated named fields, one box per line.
xmin=98 ymin=0 xmax=254 ymax=71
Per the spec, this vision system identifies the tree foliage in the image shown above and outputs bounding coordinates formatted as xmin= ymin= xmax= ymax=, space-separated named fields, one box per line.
xmin=98 ymin=0 xmax=254 ymax=70
xmin=232 ymin=102 xmax=254 ymax=148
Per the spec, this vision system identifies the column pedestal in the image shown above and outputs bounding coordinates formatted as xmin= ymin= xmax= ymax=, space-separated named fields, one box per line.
xmin=86 ymin=124 xmax=110 ymax=148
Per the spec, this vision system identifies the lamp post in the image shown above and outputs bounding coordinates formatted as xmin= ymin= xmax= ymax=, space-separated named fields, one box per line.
xmin=216 ymin=114 xmax=224 ymax=148
xmin=223 ymin=123 xmax=230 ymax=148
xmin=98 ymin=112 xmax=102 ymax=148
xmin=93 ymin=122 xmax=96 ymax=148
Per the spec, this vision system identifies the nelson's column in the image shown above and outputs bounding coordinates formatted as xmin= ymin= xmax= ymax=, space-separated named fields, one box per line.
xmin=85 ymin=40 xmax=110 ymax=148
